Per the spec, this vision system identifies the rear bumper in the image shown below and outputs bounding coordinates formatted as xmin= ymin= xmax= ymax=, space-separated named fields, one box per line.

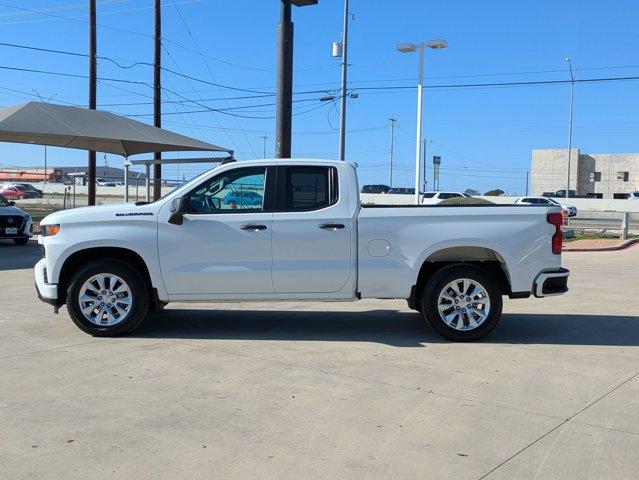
xmin=34 ymin=258 xmax=58 ymax=303
xmin=533 ymin=268 xmax=569 ymax=298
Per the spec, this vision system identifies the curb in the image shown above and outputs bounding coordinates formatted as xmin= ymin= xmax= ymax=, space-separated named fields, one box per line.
xmin=563 ymin=238 xmax=639 ymax=252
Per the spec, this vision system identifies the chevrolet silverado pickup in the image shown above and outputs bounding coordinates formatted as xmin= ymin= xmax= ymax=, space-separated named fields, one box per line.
xmin=35 ymin=159 xmax=569 ymax=341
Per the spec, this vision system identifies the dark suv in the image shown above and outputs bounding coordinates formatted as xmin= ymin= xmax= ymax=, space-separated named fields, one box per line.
xmin=0 ymin=195 xmax=33 ymax=245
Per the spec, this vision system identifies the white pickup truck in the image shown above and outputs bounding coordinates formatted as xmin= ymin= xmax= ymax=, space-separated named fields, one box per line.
xmin=35 ymin=159 xmax=569 ymax=341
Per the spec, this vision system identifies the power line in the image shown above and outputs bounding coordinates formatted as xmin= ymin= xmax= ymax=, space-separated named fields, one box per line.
xmin=167 ymin=0 xmax=257 ymax=157
xmin=0 ymin=4 xmax=276 ymax=72
xmin=6 ymin=61 xmax=639 ymax=98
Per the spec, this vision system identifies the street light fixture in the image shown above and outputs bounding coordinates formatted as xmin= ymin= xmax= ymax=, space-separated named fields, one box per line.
xmin=397 ymin=39 xmax=447 ymax=204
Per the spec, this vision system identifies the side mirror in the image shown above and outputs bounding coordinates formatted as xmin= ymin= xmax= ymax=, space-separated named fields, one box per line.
xmin=168 ymin=196 xmax=188 ymax=225
xmin=9 ymin=201 xmax=15 ymax=206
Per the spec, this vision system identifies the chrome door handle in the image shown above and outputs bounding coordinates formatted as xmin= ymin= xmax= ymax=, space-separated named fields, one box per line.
xmin=241 ymin=224 xmax=267 ymax=231
xmin=319 ymin=223 xmax=345 ymax=230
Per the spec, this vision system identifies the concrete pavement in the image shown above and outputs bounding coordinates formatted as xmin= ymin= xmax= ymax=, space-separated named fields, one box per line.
xmin=0 ymin=241 xmax=637 ymax=479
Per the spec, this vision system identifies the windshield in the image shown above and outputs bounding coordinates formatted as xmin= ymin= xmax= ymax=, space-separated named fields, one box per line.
xmin=0 ymin=196 xmax=9 ymax=206
xmin=156 ymin=164 xmax=226 ymax=202
xmin=547 ymin=198 xmax=560 ymax=205
xmin=423 ymin=193 xmax=436 ymax=198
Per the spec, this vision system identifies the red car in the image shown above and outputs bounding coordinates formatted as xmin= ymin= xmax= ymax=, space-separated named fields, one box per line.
xmin=0 ymin=185 xmax=32 ymax=200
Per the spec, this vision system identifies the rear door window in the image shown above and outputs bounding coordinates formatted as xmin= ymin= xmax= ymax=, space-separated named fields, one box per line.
xmin=277 ymin=166 xmax=338 ymax=212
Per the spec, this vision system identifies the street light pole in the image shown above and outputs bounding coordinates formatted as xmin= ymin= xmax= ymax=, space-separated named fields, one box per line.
xmin=565 ymin=57 xmax=575 ymax=199
xmin=337 ymin=0 xmax=349 ymax=161
xmin=397 ymin=40 xmax=447 ymax=205
xmin=275 ymin=0 xmax=318 ymax=159
xmin=275 ymin=0 xmax=293 ymax=159
xmin=413 ymin=44 xmax=424 ymax=204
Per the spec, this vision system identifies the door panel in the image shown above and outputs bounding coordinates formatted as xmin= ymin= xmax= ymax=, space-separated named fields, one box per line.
xmin=157 ymin=166 xmax=274 ymax=295
xmin=271 ymin=166 xmax=352 ymax=293
xmin=158 ymin=213 xmax=273 ymax=295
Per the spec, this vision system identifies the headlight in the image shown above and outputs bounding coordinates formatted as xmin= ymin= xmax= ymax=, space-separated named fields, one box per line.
xmin=41 ymin=224 xmax=61 ymax=237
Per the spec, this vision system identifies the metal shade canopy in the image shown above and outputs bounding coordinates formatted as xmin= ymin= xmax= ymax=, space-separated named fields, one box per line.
xmin=0 ymin=102 xmax=232 ymax=157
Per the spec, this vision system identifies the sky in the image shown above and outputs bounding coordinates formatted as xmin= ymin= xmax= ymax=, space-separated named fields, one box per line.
xmin=1 ymin=0 xmax=639 ymax=194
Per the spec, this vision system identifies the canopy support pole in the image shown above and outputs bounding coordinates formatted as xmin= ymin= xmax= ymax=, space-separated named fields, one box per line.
xmin=123 ymin=159 xmax=129 ymax=202
xmin=145 ymin=164 xmax=151 ymax=201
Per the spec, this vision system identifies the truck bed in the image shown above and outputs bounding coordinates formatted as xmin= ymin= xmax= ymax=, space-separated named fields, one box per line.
xmin=357 ymin=204 xmax=561 ymax=298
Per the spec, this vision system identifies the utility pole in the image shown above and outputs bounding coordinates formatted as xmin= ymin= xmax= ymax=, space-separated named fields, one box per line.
xmin=422 ymin=138 xmax=432 ymax=192
xmin=565 ymin=57 xmax=575 ymax=199
xmin=261 ymin=133 xmax=268 ymax=158
xmin=337 ymin=0 xmax=349 ymax=161
xmin=525 ymin=170 xmax=529 ymax=196
xmin=275 ymin=0 xmax=317 ymax=159
xmin=388 ymin=117 xmax=397 ymax=188
xmin=87 ymin=0 xmax=97 ymax=205
xmin=153 ymin=0 xmax=162 ymax=200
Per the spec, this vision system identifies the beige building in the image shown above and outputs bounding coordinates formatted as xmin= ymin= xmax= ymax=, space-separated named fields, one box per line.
xmin=531 ymin=149 xmax=639 ymax=198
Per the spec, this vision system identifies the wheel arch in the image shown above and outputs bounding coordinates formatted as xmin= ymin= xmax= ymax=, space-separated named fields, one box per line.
xmin=408 ymin=246 xmax=512 ymax=310
xmin=58 ymin=247 xmax=154 ymax=306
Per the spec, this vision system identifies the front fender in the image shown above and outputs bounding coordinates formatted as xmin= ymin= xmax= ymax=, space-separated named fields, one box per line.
xmin=43 ymin=222 xmax=166 ymax=298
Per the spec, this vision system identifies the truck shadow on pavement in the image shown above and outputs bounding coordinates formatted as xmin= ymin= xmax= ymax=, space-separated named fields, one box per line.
xmin=134 ymin=309 xmax=639 ymax=347
xmin=0 ymin=241 xmax=41 ymax=271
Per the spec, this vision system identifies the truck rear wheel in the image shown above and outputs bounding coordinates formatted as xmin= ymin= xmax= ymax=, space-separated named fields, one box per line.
xmin=66 ymin=259 xmax=150 ymax=337
xmin=421 ymin=264 xmax=502 ymax=341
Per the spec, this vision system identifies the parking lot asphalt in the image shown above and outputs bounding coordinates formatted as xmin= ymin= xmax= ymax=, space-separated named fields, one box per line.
xmin=1 ymin=241 xmax=638 ymax=480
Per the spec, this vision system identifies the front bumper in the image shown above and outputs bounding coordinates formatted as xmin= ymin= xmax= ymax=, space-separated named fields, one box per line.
xmin=533 ymin=268 xmax=569 ymax=298
xmin=34 ymin=258 xmax=58 ymax=304
xmin=0 ymin=216 xmax=33 ymax=239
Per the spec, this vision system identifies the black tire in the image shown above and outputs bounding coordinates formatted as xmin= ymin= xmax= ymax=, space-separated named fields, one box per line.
xmin=12 ymin=237 xmax=29 ymax=245
xmin=421 ymin=264 xmax=503 ymax=341
xmin=66 ymin=259 xmax=150 ymax=337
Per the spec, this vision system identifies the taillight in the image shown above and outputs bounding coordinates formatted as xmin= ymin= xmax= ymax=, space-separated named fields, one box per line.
xmin=547 ymin=212 xmax=563 ymax=254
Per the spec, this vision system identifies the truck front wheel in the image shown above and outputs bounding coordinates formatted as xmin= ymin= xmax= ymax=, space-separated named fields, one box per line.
xmin=66 ymin=259 xmax=150 ymax=337
xmin=421 ymin=264 xmax=503 ymax=341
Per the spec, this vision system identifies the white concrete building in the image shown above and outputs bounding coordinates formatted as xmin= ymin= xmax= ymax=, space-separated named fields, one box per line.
xmin=531 ymin=148 xmax=639 ymax=198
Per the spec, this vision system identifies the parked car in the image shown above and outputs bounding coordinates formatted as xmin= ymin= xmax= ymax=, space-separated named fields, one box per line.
xmin=0 ymin=195 xmax=33 ymax=245
xmin=543 ymin=189 xmax=577 ymax=198
xmin=422 ymin=191 xmax=470 ymax=205
xmin=361 ymin=184 xmax=391 ymax=194
xmin=388 ymin=187 xmax=415 ymax=195
xmin=629 ymin=191 xmax=639 ymax=200
xmin=223 ymin=190 xmax=263 ymax=207
xmin=35 ymin=159 xmax=569 ymax=341
xmin=0 ymin=185 xmax=34 ymax=200
xmin=515 ymin=197 xmax=577 ymax=217
xmin=10 ymin=183 xmax=44 ymax=198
